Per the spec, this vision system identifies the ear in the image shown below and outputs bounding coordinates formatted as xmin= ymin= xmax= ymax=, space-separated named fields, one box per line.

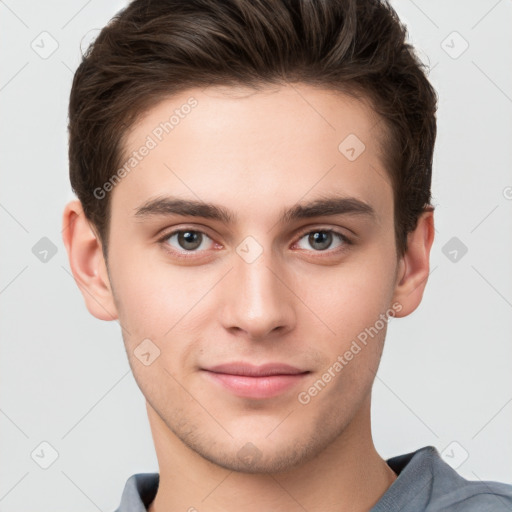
xmin=61 ymin=199 xmax=118 ymax=321
xmin=391 ymin=209 xmax=435 ymax=317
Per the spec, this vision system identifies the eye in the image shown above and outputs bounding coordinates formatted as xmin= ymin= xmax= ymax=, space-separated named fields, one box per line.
xmin=294 ymin=229 xmax=352 ymax=253
xmin=158 ymin=229 xmax=216 ymax=257
xmin=157 ymin=226 xmax=353 ymax=260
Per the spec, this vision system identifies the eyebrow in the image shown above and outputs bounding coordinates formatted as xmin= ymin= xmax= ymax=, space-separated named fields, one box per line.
xmin=133 ymin=194 xmax=377 ymax=224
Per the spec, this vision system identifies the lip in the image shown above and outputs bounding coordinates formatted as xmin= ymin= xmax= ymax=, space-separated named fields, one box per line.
xmin=205 ymin=362 xmax=307 ymax=377
xmin=202 ymin=362 xmax=310 ymax=399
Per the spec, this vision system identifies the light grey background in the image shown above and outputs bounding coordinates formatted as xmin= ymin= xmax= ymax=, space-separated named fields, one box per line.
xmin=1 ymin=1 xmax=511 ymax=511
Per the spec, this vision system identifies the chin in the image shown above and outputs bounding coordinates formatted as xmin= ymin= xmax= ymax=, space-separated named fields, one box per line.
xmin=184 ymin=431 xmax=325 ymax=475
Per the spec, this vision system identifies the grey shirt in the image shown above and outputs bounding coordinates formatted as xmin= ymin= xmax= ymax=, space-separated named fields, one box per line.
xmin=113 ymin=445 xmax=512 ymax=511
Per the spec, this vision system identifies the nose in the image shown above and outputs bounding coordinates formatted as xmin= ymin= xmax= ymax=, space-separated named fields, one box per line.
xmin=219 ymin=244 xmax=296 ymax=341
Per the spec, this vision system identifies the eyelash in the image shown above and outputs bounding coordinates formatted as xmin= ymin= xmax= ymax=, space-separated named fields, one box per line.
xmin=156 ymin=226 xmax=353 ymax=260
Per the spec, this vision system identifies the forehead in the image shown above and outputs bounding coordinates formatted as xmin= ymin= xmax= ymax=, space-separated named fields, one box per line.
xmin=113 ymin=83 xmax=393 ymax=227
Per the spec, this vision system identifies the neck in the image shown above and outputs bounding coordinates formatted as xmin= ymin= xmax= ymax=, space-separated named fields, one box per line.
xmin=146 ymin=395 xmax=397 ymax=512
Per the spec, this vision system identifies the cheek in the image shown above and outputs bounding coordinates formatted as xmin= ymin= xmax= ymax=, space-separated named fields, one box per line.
xmin=110 ymin=256 xmax=217 ymax=355
xmin=298 ymin=256 xmax=395 ymax=339
xmin=108 ymin=256 xmax=172 ymax=338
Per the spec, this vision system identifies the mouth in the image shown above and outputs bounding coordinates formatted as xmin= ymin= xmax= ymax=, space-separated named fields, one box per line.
xmin=201 ymin=362 xmax=311 ymax=399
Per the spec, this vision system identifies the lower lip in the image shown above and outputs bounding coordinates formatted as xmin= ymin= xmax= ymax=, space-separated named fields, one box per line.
xmin=203 ymin=371 xmax=309 ymax=399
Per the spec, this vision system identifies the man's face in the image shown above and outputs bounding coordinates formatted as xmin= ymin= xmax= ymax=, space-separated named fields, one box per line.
xmin=105 ymin=84 xmax=402 ymax=472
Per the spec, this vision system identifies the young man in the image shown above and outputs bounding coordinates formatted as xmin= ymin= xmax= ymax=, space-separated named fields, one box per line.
xmin=62 ymin=0 xmax=512 ymax=510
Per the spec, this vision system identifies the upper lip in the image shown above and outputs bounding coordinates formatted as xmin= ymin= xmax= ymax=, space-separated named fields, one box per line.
xmin=204 ymin=362 xmax=308 ymax=377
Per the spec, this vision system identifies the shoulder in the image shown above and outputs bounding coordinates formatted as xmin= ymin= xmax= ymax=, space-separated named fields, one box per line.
xmin=112 ymin=472 xmax=159 ymax=512
xmin=430 ymin=473 xmax=512 ymax=511
xmin=427 ymin=446 xmax=512 ymax=510
xmin=380 ymin=446 xmax=512 ymax=511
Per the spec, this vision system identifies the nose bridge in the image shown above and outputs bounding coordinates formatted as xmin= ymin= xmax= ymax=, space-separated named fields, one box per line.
xmin=222 ymin=234 xmax=295 ymax=338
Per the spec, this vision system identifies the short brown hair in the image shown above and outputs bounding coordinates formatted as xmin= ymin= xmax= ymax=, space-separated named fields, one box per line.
xmin=68 ymin=0 xmax=437 ymax=262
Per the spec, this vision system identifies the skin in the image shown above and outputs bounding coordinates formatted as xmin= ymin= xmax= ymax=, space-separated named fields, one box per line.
xmin=62 ymin=83 xmax=434 ymax=512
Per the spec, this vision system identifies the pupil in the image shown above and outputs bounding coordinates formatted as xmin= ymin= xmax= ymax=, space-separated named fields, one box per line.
xmin=310 ymin=231 xmax=331 ymax=250
xmin=179 ymin=231 xmax=201 ymax=250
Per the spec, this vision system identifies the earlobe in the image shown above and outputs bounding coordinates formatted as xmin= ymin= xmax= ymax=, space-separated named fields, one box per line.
xmin=61 ymin=200 xmax=118 ymax=321
xmin=391 ymin=209 xmax=435 ymax=318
